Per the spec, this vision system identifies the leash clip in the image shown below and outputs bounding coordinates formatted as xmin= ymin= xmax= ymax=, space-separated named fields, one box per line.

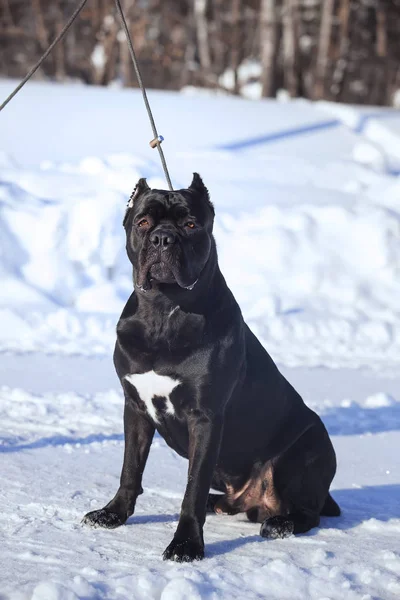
xmin=149 ymin=135 xmax=164 ymax=149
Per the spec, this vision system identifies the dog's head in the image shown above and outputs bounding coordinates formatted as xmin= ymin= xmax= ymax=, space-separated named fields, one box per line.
xmin=123 ymin=173 xmax=215 ymax=291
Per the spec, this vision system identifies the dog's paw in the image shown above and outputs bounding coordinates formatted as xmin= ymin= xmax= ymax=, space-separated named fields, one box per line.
xmin=260 ymin=516 xmax=294 ymax=539
xmin=82 ymin=508 xmax=126 ymax=529
xmin=162 ymin=537 xmax=204 ymax=562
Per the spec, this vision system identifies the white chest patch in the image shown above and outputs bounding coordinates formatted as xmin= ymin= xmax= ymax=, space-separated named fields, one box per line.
xmin=124 ymin=371 xmax=180 ymax=423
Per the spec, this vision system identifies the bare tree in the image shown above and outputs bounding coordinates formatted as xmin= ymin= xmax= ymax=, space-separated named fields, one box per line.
xmin=314 ymin=0 xmax=334 ymax=99
xmin=194 ymin=0 xmax=211 ymax=79
xmin=1 ymin=0 xmax=400 ymax=106
xmin=282 ymin=0 xmax=298 ymax=97
xmin=260 ymin=0 xmax=278 ymax=97
xmin=331 ymin=0 xmax=350 ymax=100
xmin=231 ymin=0 xmax=242 ymax=94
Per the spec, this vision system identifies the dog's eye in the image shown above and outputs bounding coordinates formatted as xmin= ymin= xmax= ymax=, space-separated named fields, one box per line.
xmin=185 ymin=221 xmax=196 ymax=229
xmin=137 ymin=219 xmax=149 ymax=228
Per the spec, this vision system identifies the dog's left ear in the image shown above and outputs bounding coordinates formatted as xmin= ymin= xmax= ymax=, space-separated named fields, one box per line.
xmin=123 ymin=178 xmax=150 ymax=226
xmin=189 ymin=173 xmax=214 ymax=215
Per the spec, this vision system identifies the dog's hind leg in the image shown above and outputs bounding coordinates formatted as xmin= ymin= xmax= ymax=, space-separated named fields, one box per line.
xmin=320 ymin=492 xmax=341 ymax=516
xmin=259 ymin=419 xmax=337 ymax=539
xmin=82 ymin=398 xmax=154 ymax=529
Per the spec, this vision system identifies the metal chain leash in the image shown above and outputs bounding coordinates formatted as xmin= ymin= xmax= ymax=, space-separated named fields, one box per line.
xmin=0 ymin=0 xmax=174 ymax=190
xmin=114 ymin=0 xmax=173 ymax=190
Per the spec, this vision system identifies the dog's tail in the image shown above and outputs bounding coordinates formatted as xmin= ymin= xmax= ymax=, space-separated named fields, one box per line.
xmin=320 ymin=493 xmax=341 ymax=517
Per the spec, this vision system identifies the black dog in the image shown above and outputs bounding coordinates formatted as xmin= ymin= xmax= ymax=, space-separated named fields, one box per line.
xmin=83 ymin=174 xmax=339 ymax=561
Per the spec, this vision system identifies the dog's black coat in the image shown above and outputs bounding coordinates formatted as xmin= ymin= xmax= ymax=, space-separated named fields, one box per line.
xmin=83 ymin=174 xmax=339 ymax=561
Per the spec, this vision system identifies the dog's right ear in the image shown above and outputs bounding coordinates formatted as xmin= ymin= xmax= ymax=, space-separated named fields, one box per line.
xmin=127 ymin=178 xmax=150 ymax=208
xmin=123 ymin=178 xmax=150 ymax=226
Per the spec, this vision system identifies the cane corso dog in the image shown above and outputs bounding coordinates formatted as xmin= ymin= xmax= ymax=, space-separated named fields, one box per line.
xmin=83 ymin=174 xmax=339 ymax=561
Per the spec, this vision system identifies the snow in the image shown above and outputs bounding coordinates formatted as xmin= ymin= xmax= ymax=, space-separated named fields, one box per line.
xmin=1 ymin=81 xmax=400 ymax=367
xmin=1 ymin=80 xmax=399 ymax=598
xmin=1 ymin=357 xmax=400 ymax=599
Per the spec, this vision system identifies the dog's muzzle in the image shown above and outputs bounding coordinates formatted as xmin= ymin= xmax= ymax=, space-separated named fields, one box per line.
xmin=138 ymin=278 xmax=198 ymax=293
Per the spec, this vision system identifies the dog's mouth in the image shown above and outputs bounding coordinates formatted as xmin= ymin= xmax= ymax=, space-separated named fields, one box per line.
xmin=137 ymin=258 xmax=175 ymax=290
xmin=149 ymin=262 xmax=175 ymax=283
xmin=137 ymin=257 xmax=198 ymax=292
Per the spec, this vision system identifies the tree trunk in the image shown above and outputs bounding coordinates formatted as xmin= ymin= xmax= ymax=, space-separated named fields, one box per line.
xmin=194 ymin=0 xmax=211 ymax=78
xmin=31 ymin=0 xmax=49 ymax=52
xmin=282 ymin=0 xmax=298 ymax=97
xmin=314 ymin=0 xmax=334 ymax=100
xmin=332 ymin=0 xmax=350 ymax=100
xmin=260 ymin=0 xmax=278 ymax=98
xmin=53 ymin=1 xmax=66 ymax=81
xmin=231 ymin=0 xmax=242 ymax=95
xmin=376 ymin=4 xmax=387 ymax=58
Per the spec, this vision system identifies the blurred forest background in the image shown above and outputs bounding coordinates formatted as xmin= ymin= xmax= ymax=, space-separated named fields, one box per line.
xmin=1 ymin=0 xmax=400 ymax=105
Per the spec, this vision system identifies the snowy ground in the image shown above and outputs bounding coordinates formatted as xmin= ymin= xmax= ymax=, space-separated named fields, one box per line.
xmin=1 ymin=80 xmax=399 ymax=599
xmin=1 ymin=357 xmax=400 ymax=600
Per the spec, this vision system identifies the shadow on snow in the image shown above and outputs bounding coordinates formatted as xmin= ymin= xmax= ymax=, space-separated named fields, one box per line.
xmin=2 ymin=400 xmax=400 ymax=454
xmin=320 ymin=402 xmax=400 ymax=436
xmin=0 ymin=432 xmax=124 ymax=453
xmin=205 ymin=484 xmax=400 ymax=557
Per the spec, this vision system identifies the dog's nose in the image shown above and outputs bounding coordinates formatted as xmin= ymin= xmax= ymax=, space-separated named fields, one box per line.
xmin=150 ymin=229 xmax=176 ymax=248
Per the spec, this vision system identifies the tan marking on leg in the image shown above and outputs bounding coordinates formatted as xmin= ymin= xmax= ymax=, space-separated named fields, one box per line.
xmin=225 ymin=463 xmax=283 ymax=521
xmin=214 ymin=496 xmax=240 ymax=515
xmin=261 ymin=463 xmax=283 ymax=517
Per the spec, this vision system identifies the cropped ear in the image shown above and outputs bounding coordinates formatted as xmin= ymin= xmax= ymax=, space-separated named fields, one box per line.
xmin=123 ymin=178 xmax=150 ymax=226
xmin=189 ymin=173 xmax=208 ymax=196
xmin=189 ymin=173 xmax=214 ymax=214
xmin=127 ymin=178 xmax=150 ymax=208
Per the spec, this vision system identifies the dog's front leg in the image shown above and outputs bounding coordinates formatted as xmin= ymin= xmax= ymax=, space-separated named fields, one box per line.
xmin=163 ymin=410 xmax=222 ymax=562
xmin=83 ymin=398 xmax=154 ymax=528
